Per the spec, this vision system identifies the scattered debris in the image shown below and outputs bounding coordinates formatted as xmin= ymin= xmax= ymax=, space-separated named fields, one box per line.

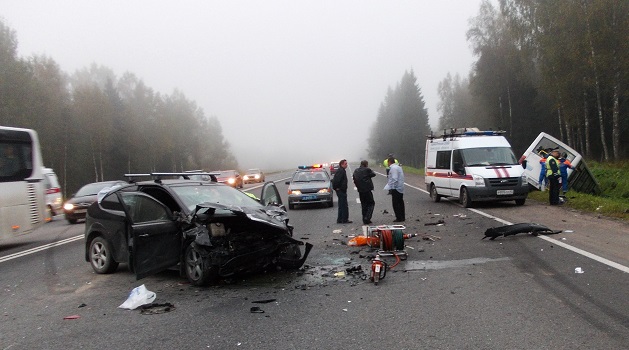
xmin=332 ymin=229 xmax=342 ymax=234
xmin=252 ymin=299 xmax=277 ymax=304
xmin=424 ymin=219 xmax=445 ymax=226
xmin=564 ymin=230 xmax=574 ymax=233
xmin=420 ymin=234 xmax=441 ymax=241
xmin=574 ymin=267 xmax=584 ymax=274
xmin=382 ymin=210 xmax=389 ymax=214
xmin=119 ymin=284 xmax=156 ymax=310
xmin=483 ymin=223 xmax=561 ymax=240
xmin=63 ymin=315 xmax=80 ymax=320
xmin=250 ymin=306 xmax=265 ymax=313
xmin=140 ymin=303 xmax=175 ymax=315
xmin=77 ymin=303 xmax=86 ymax=308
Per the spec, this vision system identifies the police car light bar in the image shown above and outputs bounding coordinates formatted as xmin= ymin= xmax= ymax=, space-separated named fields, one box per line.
xmin=298 ymin=164 xmax=323 ymax=169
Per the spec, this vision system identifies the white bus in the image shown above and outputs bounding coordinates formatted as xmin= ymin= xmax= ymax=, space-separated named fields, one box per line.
xmin=0 ymin=126 xmax=46 ymax=240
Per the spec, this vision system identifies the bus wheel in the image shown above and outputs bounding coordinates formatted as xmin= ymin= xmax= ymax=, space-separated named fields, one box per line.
xmin=460 ymin=187 xmax=473 ymax=208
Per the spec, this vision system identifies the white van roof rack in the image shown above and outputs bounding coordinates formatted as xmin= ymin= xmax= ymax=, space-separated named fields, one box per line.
xmin=427 ymin=128 xmax=506 ymax=141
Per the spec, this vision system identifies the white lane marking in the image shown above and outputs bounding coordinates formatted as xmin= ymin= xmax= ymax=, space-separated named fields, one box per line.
xmin=0 ymin=235 xmax=83 ymax=263
xmin=376 ymin=171 xmax=629 ymax=274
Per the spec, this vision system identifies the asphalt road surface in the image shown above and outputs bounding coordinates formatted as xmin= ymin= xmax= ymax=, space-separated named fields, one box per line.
xmin=1 ymin=166 xmax=628 ymax=349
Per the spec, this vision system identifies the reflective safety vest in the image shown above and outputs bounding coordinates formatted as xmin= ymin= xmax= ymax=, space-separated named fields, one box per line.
xmin=546 ymin=156 xmax=560 ymax=177
xmin=383 ymin=158 xmax=399 ymax=169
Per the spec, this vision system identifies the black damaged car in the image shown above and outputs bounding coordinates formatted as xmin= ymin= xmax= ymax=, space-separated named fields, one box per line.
xmin=84 ymin=173 xmax=312 ymax=286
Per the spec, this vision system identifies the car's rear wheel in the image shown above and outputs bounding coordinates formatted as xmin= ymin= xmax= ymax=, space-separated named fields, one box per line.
xmin=184 ymin=243 xmax=218 ymax=286
xmin=430 ymin=184 xmax=441 ymax=203
xmin=67 ymin=217 xmax=77 ymax=224
xmin=89 ymin=236 xmax=119 ymax=274
xmin=45 ymin=205 xmax=54 ymax=222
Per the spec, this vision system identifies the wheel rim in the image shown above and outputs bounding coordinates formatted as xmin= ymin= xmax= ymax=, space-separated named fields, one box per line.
xmin=431 ymin=185 xmax=437 ymax=198
xmin=462 ymin=188 xmax=468 ymax=204
xmin=185 ymin=247 xmax=203 ymax=281
xmin=90 ymin=241 xmax=107 ymax=269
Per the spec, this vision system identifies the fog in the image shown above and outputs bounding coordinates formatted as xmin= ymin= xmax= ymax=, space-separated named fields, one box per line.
xmin=2 ymin=1 xmax=482 ymax=171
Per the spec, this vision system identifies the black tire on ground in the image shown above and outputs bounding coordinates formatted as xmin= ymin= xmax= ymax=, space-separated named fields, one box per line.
xmin=68 ymin=218 xmax=77 ymax=224
xmin=430 ymin=184 xmax=441 ymax=203
xmin=515 ymin=198 xmax=526 ymax=206
xmin=89 ymin=236 xmax=119 ymax=274
xmin=289 ymin=203 xmax=295 ymax=210
xmin=460 ymin=187 xmax=473 ymax=208
xmin=184 ymin=243 xmax=218 ymax=286
xmin=328 ymin=200 xmax=334 ymax=207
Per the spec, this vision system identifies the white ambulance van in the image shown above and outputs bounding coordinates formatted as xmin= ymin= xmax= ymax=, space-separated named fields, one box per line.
xmin=425 ymin=129 xmax=528 ymax=207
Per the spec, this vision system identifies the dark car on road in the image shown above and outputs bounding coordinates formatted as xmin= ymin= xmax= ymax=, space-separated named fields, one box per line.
xmin=63 ymin=180 xmax=126 ymax=224
xmin=214 ymin=170 xmax=244 ymax=188
xmin=285 ymin=165 xmax=333 ymax=209
xmin=243 ymin=168 xmax=265 ymax=184
xmin=84 ymin=173 xmax=311 ymax=286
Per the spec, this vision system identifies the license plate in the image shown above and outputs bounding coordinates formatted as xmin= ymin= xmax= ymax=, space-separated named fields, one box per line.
xmin=74 ymin=209 xmax=87 ymax=214
xmin=496 ymin=190 xmax=514 ymax=195
xmin=375 ymin=265 xmax=381 ymax=273
xmin=301 ymin=195 xmax=317 ymax=201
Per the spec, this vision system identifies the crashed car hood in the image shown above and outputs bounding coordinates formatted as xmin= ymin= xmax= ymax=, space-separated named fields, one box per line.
xmin=194 ymin=202 xmax=289 ymax=230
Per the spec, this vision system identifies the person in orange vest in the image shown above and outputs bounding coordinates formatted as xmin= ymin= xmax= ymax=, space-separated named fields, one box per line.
xmin=559 ymin=152 xmax=575 ymax=194
xmin=546 ymin=149 xmax=562 ymax=205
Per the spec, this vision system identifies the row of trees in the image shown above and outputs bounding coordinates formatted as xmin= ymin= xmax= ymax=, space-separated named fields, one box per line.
xmin=438 ymin=0 xmax=628 ymax=159
xmin=367 ymin=70 xmax=431 ymax=168
xmin=0 ymin=20 xmax=236 ymax=195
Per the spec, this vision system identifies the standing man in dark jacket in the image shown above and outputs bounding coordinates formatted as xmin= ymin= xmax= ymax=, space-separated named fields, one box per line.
xmin=353 ymin=160 xmax=376 ymax=225
xmin=332 ymin=159 xmax=351 ymax=223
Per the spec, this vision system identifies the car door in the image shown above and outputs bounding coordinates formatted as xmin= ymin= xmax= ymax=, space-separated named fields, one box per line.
xmin=119 ymin=192 xmax=181 ymax=280
xmin=260 ymin=182 xmax=283 ymax=207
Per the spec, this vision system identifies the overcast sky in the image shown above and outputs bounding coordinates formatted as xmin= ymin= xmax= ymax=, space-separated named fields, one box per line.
xmin=2 ymin=0 xmax=482 ymax=171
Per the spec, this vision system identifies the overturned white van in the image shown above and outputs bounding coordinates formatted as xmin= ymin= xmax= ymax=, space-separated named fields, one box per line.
xmin=425 ymin=129 xmax=528 ymax=207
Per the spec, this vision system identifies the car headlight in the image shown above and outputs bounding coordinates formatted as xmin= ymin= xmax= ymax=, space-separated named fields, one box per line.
xmin=254 ymin=174 xmax=260 ymax=179
xmin=318 ymin=188 xmax=330 ymax=194
xmin=228 ymin=178 xmax=235 ymax=184
xmin=290 ymin=190 xmax=302 ymax=195
xmin=521 ymin=174 xmax=528 ymax=186
xmin=64 ymin=203 xmax=74 ymax=211
xmin=243 ymin=175 xmax=249 ymax=180
xmin=472 ymin=174 xmax=485 ymax=187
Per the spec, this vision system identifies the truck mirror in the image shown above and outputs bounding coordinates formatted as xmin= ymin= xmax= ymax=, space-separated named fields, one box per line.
xmin=453 ymin=162 xmax=465 ymax=175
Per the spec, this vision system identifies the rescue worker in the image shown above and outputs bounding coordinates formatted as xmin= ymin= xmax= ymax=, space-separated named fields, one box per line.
xmin=538 ymin=149 xmax=548 ymax=191
xmin=559 ymin=152 xmax=574 ymax=194
xmin=383 ymin=153 xmax=399 ymax=176
xmin=546 ymin=149 xmax=562 ymax=205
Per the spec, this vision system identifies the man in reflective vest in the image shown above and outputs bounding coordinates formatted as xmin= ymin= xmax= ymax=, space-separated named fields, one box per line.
xmin=546 ymin=149 xmax=562 ymax=205
xmin=383 ymin=153 xmax=399 ymax=176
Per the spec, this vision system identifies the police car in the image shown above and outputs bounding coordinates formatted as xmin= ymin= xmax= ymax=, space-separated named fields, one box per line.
xmin=285 ymin=165 xmax=334 ymax=209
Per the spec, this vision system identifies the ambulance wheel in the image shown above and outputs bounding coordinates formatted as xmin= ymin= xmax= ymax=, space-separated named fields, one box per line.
xmin=430 ymin=184 xmax=441 ymax=202
xmin=515 ymin=198 xmax=526 ymax=206
xmin=460 ymin=187 xmax=473 ymax=208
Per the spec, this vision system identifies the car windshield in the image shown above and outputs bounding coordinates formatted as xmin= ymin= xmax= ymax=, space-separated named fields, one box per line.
xmin=292 ymin=171 xmax=328 ymax=182
xmin=216 ymin=171 xmax=235 ymax=178
xmin=461 ymin=147 xmax=518 ymax=166
xmin=247 ymin=169 xmax=260 ymax=174
xmin=76 ymin=182 xmax=121 ymax=197
xmin=170 ymin=184 xmax=262 ymax=211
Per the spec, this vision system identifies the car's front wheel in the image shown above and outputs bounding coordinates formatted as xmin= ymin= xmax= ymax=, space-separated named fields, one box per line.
xmin=460 ymin=187 xmax=473 ymax=208
xmin=184 ymin=243 xmax=218 ymax=286
xmin=89 ymin=236 xmax=119 ymax=274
